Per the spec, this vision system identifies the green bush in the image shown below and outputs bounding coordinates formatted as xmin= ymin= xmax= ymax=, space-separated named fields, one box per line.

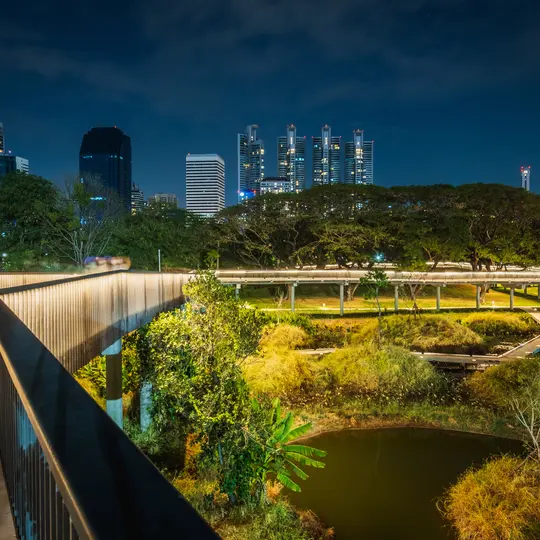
xmin=243 ymin=349 xmax=320 ymax=401
xmin=443 ymin=456 xmax=540 ymax=540
xmin=265 ymin=312 xmax=315 ymax=334
xmin=351 ymin=315 xmax=484 ymax=354
xmin=465 ymin=357 xmax=540 ymax=408
xmin=320 ymin=345 xmax=444 ymax=401
xmin=461 ymin=312 xmax=538 ymax=339
xmin=260 ymin=324 xmax=309 ymax=350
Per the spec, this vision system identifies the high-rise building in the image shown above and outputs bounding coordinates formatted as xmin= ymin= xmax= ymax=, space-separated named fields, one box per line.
xmin=277 ymin=125 xmax=306 ymax=192
xmin=344 ymin=130 xmax=374 ymax=185
xmin=186 ymin=154 xmax=225 ymax=217
xmin=79 ymin=127 xmax=132 ymax=210
xmin=131 ymin=184 xmax=145 ymax=214
xmin=344 ymin=130 xmax=364 ymax=184
xmin=238 ymin=125 xmax=265 ymax=201
xmin=0 ymin=122 xmax=5 ymax=154
xmin=521 ymin=166 xmax=531 ymax=192
xmin=0 ymin=154 xmax=29 ymax=177
xmin=148 ymin=193 xmax=178 ymax=208
xmin=260 ymin=177 xmax=293 ymax=195
xmin=312 ymin=125 xmax=341 ymax=186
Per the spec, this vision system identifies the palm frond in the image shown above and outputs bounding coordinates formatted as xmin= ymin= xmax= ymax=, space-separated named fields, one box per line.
xmin=285 ymin=444 xmax=327 ymax=459
xmin=277 ymin=472 xmax=301 ymax=493
xmin=286 ymin=460 xmax=309 ymax=481
xmin=283 ymin=422 xmax=313 ymax=443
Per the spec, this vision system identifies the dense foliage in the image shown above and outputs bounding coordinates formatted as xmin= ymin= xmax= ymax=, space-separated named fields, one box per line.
xmin=2 ymin=174 xmax=540 ymax=271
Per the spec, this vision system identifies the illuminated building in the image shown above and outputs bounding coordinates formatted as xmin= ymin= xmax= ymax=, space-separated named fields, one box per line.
xmin=238 ymin=125 xmax=264 ymax=201
xmin=312 ymin=125 xmax=341 ymax=185
xmin=277 ymin=125 xmax=306 ymax=192
xmin=521 ymin=166 xmax=531 ymax=192
xmin=79 ymin=127 xmax=132 ymax=210
xmin=260 ymin=177 xmax=293 ymax=195
xmin=186 ymin=154 xmax=225 ymax=217
xmin=0 ymin=122 xmax=4 ymax=154
xmin=0 ymin=154 xmax=29 ymax=177
xmin=131 ymin=184 xmax=145 ymax=214
xmin=344 ymin=130 xmax=374 ymax=185
xmin=148 ymin=192 xmax=178 ymax=209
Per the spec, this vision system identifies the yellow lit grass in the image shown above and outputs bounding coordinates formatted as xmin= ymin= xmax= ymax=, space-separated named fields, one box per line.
xmin=443 ymin=456 xmax=540 ymax=540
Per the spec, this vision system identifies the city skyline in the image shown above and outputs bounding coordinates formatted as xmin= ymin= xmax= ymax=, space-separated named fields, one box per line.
xmin=2 ymin=0 xmax=540 ymax=201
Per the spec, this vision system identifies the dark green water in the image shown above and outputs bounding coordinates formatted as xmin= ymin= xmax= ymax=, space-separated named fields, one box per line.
xmin=288 ymin=428 xmax=522 ymax=540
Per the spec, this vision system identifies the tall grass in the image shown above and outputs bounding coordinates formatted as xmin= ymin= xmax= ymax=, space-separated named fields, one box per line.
xmin=443 ymin=456 xmax=540 ymax=540
xmin=461 ymin=311 xmax=538 ymax=339
xmin=351 ymin=314 xmax=484 ymax=354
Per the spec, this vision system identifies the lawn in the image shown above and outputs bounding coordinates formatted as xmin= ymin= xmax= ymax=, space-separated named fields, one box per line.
xmin=240 ymin=284 xmax=540 ymax=313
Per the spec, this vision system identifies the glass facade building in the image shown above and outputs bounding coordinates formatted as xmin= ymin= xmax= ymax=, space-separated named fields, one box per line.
xmin=0 ymin=122 xmax=4 ymax=154
xmin=344 ymin=130 xmax=374 ymax=185
xmin=0 ymin=155 xmax=29 ymax=177
xmin=260 ymin=177 xmax=293 ymax=195
xmin=238 ymin=125 xmax=264 ymax=201
xmin=312 ymin=125 xmax=341 ymax=186
xmin=277 ymin=125 xmax=305 ymax=192
xmin=79 ymin=127 xmax=132 ymax=210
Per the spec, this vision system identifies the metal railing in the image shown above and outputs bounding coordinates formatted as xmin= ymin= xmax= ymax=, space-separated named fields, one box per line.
xmin=0 ymin=272 xmax=215 ymax=539
xmin=0 ymin=271 xmax=189 ymax=374
xmin=0 ymin=272 xmax=77 ymax=290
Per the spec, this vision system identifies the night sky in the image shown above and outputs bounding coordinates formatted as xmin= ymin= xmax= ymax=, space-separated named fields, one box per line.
xmin=1 ymin=0 xmax=539 ymax=205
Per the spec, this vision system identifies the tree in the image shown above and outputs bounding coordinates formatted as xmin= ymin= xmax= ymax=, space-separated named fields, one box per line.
xmin=46 ymin=175 xmax=124 ymax=267
xmin=360 ymin=270 xmax=389 ymax=345
xmin=511 ymin=371 xmax=540 ymax=461
xmin=143 ymin=272 xmax=267 ymax=503
xmin=253 ymin=398 xmax=326 ymax=496
xmin=110 ymin=206 xmax=210 ymax=270
xmin=0 ymin=172 xmax=62 ymax=270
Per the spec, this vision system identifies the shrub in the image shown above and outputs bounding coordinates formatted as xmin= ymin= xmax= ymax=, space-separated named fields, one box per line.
xmin=320 ymin=345 xmax=444 ymax=401
xmin=260 ymin=324 xmax=309 ymax=350
xmin=465 ymin=357 xmax=540 ymax=409
xmin=351 ymin=315 xmax=484 ymax=354
xmin=265 ymin=312 xmax=315 ymax=334
xmin=461 ymin=312 xmax=538 ymax=339
xmin=443 ymin=456 xmax=540 ymax=540
xmin=243 ymin=349 xmax=320 ymax=400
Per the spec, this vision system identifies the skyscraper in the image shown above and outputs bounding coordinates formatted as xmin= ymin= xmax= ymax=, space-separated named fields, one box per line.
xmin=148 ymin=193 xmax=178 ymax=208
xmin=521 ymin=166 xmax=531 ymax=192
xmin=362 ymin=140 xmax=374 ymax=184
xmin=312 ymin=125 xmax=341 ymax=186
xmin=277 ymin=125 xmax=306 ymax=192
xmin=186 ymin=154 xmax=225 ymax=217
xmin=79 ymin=127 xmax=132 ymax=210
xmin=131 ymin=184 xmax=145 ymax=214
xmin=344 ymin=130 xmax=374 ymax=185
xmin=0 ymin=122 xmax=4 ymax=154
xmin=238 ymin=125 xmax=265 ymax=201
xmin=0 ymin=155 xmax=29 ymax=177
xmin=260 ymin=177 xmax=293 ymax=195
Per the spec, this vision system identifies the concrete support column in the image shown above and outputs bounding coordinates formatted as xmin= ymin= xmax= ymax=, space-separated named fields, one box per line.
xmin=475 ymin=286 xmax=481 ymax=309
xmin=394 ymin=286 xmax=399 ymax=312
xmin=436 ymin=286 xmax=441 ymax=311
xmin=339 ymin=283 xmax=345 ymax=316
xmin=510 ymin=288 xmax=515 ymax=310
xmin=524 ymin=285 xmax=528 ymax=296
xmin=235 ymin=283 xmax=241 ymax=299
xmin=538 ymin=284 xmax=540 ymax=301
xmin=140 ymin=381 xmax=152 ymax=432
xmin=290 ymin=283 xmax=297 ymax=313
xmin=103 ymin=339 xmax=123 ymax=429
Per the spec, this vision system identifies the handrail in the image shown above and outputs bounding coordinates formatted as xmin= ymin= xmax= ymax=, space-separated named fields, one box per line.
xmin=0 ymin=298 xmax=216 ymax=539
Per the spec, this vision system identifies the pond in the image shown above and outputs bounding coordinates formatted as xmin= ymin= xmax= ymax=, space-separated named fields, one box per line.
xmin=288 ymin=428 xmax=522 ymax=539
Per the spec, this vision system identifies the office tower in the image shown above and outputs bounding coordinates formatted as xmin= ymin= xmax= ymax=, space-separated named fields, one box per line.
xmin=344 ymin=130 xmax=374 ymax=185
xmin=0 ymin=154 xmax=29 ymax=177
xmin=277 ymin=125 xmax=306 ymax=192
xmin=131 ymin=184 xmax=145 ymax=214
xmin=312 ymin=125 xmax=341 ymax=186
xmin=238 ymin=124 xmax=265 ymax=201
xmin=186 ymin=154 xmax=225 ymax=217
xmin=148 ymin=193 xmax=178 ymax=208
xmin=362 ymin=140 xmax=374 ymax=184
xmin=521 ymin=166 xmax=531 ymax=192
xmin=0 ymin=122 xmax=4 ymax=154
xmin=344 ymin=130 xmax=363 ymax=184
xmin=260 ymin=177 xmax=293 ymax=195
xmin=79 ymin=127 xmax=132 ymax=210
